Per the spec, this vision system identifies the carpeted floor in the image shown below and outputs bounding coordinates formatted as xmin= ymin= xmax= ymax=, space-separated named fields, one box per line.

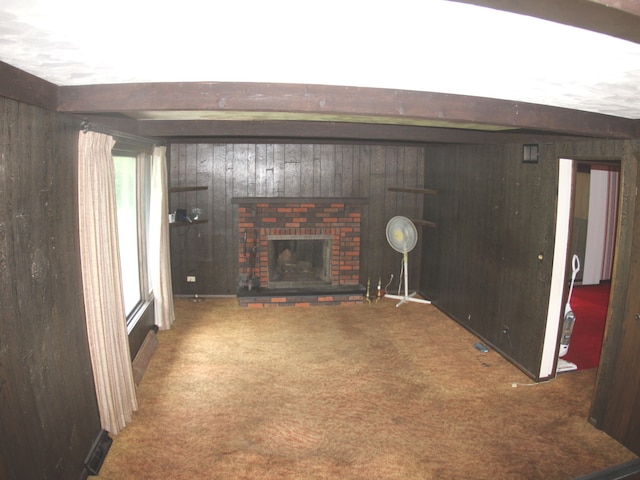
xmin=563 ymin=284 xmax=610 ymax=370
xmin=98 ymin=298 xmax=636 ymax=479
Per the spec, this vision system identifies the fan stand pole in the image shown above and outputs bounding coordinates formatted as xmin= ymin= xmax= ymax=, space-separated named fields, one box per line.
xmin=384 ymin=252 xmax=432 ymax=307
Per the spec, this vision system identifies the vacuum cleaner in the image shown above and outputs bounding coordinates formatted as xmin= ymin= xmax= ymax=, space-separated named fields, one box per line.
xmin=557 ymin=254 xmax=580 ymax=373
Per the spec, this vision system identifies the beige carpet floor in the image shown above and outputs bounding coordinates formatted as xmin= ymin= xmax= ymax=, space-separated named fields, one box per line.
xmin=98 ymin=298 xmax=636 ymax=479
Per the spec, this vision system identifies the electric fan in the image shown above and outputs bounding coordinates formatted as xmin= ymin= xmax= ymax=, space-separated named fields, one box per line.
xmin=384 ymin=216 xmax=431 ymax=307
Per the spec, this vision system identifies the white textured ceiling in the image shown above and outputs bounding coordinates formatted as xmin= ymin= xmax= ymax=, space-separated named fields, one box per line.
xmin=1 ymin=0 xmax=640 ymax=119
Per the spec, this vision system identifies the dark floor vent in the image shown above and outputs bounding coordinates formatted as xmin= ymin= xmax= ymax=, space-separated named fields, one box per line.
xmin=84 ymin=429 xmax=112 ymax=476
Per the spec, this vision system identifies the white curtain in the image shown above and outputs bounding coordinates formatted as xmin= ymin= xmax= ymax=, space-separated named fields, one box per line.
xmin=150 ymin=146 xmax=175 ymax=330
xmin=78 ymin=131 xmax=138 ymax=435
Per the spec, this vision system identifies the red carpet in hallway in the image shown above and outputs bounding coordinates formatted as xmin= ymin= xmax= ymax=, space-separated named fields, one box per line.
xmin=563 ymin=283 xmax=610 ymax=370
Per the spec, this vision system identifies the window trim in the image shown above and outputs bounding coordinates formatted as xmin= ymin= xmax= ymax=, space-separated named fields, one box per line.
xmin=113 ymin=143 xmax=153 ymax=329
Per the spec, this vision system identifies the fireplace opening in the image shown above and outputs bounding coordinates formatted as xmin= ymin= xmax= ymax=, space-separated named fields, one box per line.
xmin=268 ymin=236 xmax=332 ymax=288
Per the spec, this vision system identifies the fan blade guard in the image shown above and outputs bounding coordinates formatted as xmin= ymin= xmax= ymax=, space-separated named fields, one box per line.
xmin=385 ymin=216 xmax=418 ymax=253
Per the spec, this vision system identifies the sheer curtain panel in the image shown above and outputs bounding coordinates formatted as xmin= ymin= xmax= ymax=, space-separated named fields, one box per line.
xmin=150 ymin=146 xmax=175 ymax=330
xmin=78 ymin=131 xmax=138 ymax=435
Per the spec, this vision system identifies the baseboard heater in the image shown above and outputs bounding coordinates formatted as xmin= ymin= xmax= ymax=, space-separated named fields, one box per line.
xmin=132 ymin=325 xmax=159 ymax=386
xmin=84 ymin=429 xmax=112 ymax=476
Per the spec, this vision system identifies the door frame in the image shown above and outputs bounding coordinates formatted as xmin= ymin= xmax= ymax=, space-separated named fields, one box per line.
xmin=590 ymin=149 xmax=639 ymax=431
xmin=542 ymin=156 xmax=624 ymax=379
xmin=540 ymin=158 xmax=575 ymax=378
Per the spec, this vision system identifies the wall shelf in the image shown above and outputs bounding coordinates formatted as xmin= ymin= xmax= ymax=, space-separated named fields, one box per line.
xmin=388 ymin=187 xmax=437 ymax=229
xmin=412 ymin=219 xmax=437 ymax=229
xmin=388 ymin=187 xmax=438 ymax=196
xmin=169 ymin=186 xmax=208 ymax=225
xmin=170 ymin=219 xmax=208 ymax=227
xmin=169 ymin=186 xmax=208 ymax=193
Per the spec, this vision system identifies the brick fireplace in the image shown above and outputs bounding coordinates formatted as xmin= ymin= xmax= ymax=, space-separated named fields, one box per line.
xmin=234 ymin=198 xmax=366 ymax=307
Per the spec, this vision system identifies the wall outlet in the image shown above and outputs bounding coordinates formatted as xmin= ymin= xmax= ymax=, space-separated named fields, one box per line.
xmin=187 ymin=275 xmax=196 ymax=283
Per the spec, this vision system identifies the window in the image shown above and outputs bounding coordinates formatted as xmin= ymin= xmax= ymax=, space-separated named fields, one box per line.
xmin=113 ymin=151 xmax=151 ymax=324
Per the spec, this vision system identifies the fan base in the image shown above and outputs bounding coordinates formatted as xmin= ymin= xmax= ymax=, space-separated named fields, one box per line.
xmin=385 ymin=292 xmax=432 ymax=307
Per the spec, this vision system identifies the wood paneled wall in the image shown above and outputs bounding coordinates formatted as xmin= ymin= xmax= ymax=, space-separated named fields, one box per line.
xmin=419 ymin=139 xmax=630 ymax=378
xmin=168 ymin=143 xmax=425 ymax=295
xmin=419 ymin=143 xmax=558 ymax=376
xmin=0 ymin=98 xmax=101 ymax=478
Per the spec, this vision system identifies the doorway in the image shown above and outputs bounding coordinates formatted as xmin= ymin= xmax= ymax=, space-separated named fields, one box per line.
xmin=571 ymin=163 xmax=619 ymax=286
xmin=563 ymin=161 xmax=619 ymax=370
xmin=544 ymin=159 xmax=620 ymax=377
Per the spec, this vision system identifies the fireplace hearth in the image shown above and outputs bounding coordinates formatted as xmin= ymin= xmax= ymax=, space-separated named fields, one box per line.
xmin=234 ymin=197 xmax=366 ymax=306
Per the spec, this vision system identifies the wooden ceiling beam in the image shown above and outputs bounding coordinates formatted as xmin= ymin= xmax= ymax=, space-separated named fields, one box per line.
xmin=137 ymin=119 xmax=593 ymax=144
xmin=449 ymin=0 xmax=640 ymax=44
xmin=138 ymin=119 xmax=490 ymax=143
xmin=0 ymin=61 xmax=57 ymax=111
xmin=57 ymin=82 xmax=638 ymax=139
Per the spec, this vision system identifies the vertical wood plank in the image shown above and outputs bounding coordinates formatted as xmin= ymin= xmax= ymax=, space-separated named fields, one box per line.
xmin=265 ymin=144 xmax=275 ymax=196
xmin=184 ymin=143 xmax=198 ymax=214
xmin=284 ymin=162 xmax=302 ymax=197
xmin=300 ymin=144 xmax=314 ymax=197
xmin=367 ymin=146 xmax=387 ymax=282
xmin=246 ymin=144 xmax=256 ymax=197
xmin=342 ymin=144 xmax=354 ymax=196
xmin=233 ymin=144 xmax=249 ymax=198
xmin=255 ymin=144 xmax=268 ymax=197
xmin=210 ymin=144 xmax=229 ymax=293
xmin=334 ymin=145 xmax=343 ymax=196
xmin=284 ymin=144 xmax=301 ymax=197
xmin=273 ymin=144 xmax=285 ymax=197
xmin=0 ymin=98 xmax=101 ymax=479
xmin=320 ymin=144 xmax=336 ymax=197
xmin=196 ymin=144 xmax=214 ymax=293
xmin=357 ymin=145 xmax=372 ymax=283
xmin=312 ymin=144 xmax=322 ymax=197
